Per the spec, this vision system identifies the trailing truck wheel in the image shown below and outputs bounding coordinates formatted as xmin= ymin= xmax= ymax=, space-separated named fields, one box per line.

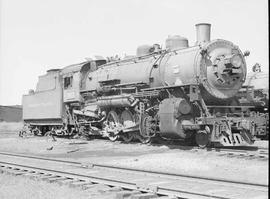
xmin=195 ymin=130 xmax=209 ymax=148
xmin=44 ymin=131 xmax=52 ymax=136
xmin=106 ymin=110 xmax=120 ymax=142
xmin=19 ymin=130 xmax=27 ymax=137
xmin=32 ymin=127 xmax=41 ymax=136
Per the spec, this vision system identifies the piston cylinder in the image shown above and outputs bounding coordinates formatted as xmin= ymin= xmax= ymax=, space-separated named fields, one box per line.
xmin=158 ymin=98 xmax=193 ymax=139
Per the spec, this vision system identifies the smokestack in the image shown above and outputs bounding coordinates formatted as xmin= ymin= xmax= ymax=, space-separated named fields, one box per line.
xmin=195 ymin=23 xmax=211 ymax=45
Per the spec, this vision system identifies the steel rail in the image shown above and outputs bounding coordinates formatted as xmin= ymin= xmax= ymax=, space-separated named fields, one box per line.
xmin=152 ymin=141 xmax=268 ymax=153
xmin=90 ymin=163 xmax=268 ymax=188
xmin=203 ymin=147 xmax=268 ymax=154
xmin=0 ymin=151 xmax=81 ymax=165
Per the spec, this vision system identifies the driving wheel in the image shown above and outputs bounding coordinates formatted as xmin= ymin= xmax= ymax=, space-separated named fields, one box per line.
xmin=106 ymin=110 xmax=120 ymax=142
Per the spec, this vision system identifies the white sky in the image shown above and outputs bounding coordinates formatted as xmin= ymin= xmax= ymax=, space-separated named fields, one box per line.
xmin=0 ymin=0 xmax=268 ymax=105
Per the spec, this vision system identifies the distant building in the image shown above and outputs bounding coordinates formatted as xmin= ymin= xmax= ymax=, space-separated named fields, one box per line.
xmin=0 ymin=105 xmax=22 ymax=122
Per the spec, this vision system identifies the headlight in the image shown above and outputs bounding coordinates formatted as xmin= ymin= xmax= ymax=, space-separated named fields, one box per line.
xmin=231 ymin=54 xmax=242 ymax=68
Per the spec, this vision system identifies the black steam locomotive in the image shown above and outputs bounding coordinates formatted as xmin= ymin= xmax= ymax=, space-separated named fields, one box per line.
xmin=21 ymin=23 xmax=258 ymax=147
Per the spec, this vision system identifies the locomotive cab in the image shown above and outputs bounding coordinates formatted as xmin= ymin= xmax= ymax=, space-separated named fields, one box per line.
xmin=61 ymin=58 xmax=106 ymax=103
xmin=62 ymin=62 xmax=89 ymax=103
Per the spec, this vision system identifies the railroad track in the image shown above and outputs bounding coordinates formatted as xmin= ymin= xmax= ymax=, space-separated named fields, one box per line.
xmin=149 ymin=139 xmax=268 ymax=160
xmin=196 ymin=147 xmax=268 ymax=160
xmin=0 ymin=152 xmax=268 ymax=199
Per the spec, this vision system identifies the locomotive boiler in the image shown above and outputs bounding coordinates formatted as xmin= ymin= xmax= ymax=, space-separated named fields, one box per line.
xmin=85 ymin=25 xmax=246 ymax=102
xmin=21 ymin=23 xmax=256 ymax=147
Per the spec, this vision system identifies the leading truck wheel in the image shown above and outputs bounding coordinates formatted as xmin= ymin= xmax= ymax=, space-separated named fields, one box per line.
xmin=195 ymin=130 xmax=209 ymax=148
xmin=240 ymin=130 xmax=254 ymax=145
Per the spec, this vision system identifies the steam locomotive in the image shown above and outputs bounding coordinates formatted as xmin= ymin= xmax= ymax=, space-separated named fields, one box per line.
xmin=21 ymin=23 xmax=257 ymax=147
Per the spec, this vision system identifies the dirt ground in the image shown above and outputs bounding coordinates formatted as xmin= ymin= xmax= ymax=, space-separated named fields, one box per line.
xmin=0 ymin=122 xmax=23 ymax=133
xmin=0 ymin=174 xmax=117 ymax=199
xmin=0 ymin=122 xmax=268 ymax=187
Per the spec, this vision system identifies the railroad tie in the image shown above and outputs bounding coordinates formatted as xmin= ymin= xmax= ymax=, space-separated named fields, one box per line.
xmin=56 ymin=178 xmax=80 ymax=186
xmin=136 ymin=182 xmax=158 ymax=193
xmin=237 ymin=153 xmax=246 ymax=157
xmin=9 ymin=170 xmax=27 ymax=176
xmin=258 ymin=157 xmax=268 ymax=161
xmin=0 ymin=167 xmax=26 ymax=176
xmin=0 ymin=166 xmax=14 ymax=173
xmin=227 ymin=153 xmax=238 ymax=157
xmin=130 ymin=193 xmax=159 ymax=199
xmin=81 ymin=183 xmax=114 ymax=193
xmin=246 ymin=155 xmax=256 ymax=160
xmin=114 ymin=190 xmax=141 ymax=199
xmin=102 ymin=186 xmax=123 ymax=192
xmin=31 ymin=173 xmax=52 ymax=179
xmin=46 ymin=176 xmax=69 ymax=183
xmin=156 ymin=196 xmax=178 ymax=199
xmin=69 ymin=180 xmax=93 ymax=188
xmin=39 ymin=174 xmax=55 ymax=180
xmin=81 ymin=183 xmax=99 ymax=190
xmin=22 ymin=172 xmax=44 ymax=179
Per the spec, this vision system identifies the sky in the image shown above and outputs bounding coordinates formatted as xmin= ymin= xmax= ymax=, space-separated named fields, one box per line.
xmin=0 ymin=0 xmax=268 ymax=105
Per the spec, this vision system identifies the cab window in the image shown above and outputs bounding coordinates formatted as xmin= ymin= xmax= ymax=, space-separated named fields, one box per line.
xmin=64 ymin=76 xmax=73 ymax=89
